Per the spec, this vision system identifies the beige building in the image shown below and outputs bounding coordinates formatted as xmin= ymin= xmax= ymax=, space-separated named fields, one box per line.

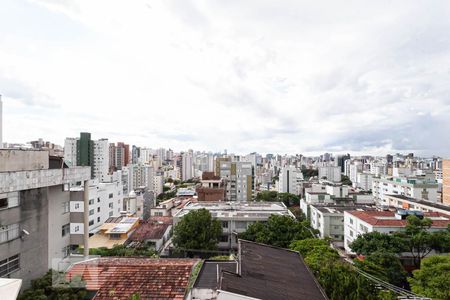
xmin=443 ymin=159 xmax=450 ymax=205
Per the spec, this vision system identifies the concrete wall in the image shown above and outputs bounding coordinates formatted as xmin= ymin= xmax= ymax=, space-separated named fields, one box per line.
xmin=0 ymin=188 xmax=49 ymax=288
xmin=0 ymin=150 xmax=48 ymax=172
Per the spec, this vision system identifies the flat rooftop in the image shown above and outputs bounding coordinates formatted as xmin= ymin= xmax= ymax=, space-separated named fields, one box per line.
xmin=386 ymin=194 xmax=450 ymax=212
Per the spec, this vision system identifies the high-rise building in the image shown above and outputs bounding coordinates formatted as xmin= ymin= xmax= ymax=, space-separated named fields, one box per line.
xmin=64 ymin=133 xmax=110 ymax=180
xmin=128 ymin=163 xmax=154 ymax=191
xmin=318 ymin=166 xmax=342 ymax=183
xmin=77 ymin=132 xmax=93 ymax=167
xmin=278 ymin=166 xmax=303 ymax=194
xmin=216 ymin=159 xmax=253 ymax=201
xmin=0 ymin=149 xmax=91 ymax=288
xmin=131 ymin=145 xmax=140 ymax=164
xmin=443 ymin=159 xmax=450 ymax=205
xmin=181 ymin=151 xmax=194 ymax=181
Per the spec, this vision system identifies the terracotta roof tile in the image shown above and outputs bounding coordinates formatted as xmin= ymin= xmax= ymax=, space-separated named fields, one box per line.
xmin=66 ymin=258 xmax=199 ymax=300
xmin=347 ymin=210 xmax=450 ymax=227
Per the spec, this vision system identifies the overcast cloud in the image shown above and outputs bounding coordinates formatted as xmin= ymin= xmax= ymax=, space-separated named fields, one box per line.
xmin=1 ymin=0 xmax=450 ymax=156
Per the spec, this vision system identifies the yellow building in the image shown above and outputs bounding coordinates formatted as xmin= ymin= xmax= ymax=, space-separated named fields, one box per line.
xmin=88 ymin=216 xmax=140 ymax=249
xmin=443 ymin=159 xmax=450 ymax=205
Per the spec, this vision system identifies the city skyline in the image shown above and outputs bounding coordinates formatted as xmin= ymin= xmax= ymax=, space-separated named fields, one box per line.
xmin=1 ymin=1 xmax=450 ymax=156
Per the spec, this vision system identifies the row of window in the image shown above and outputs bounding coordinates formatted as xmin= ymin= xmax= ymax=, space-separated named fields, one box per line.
xmin=0 ymin=193 xmax=20 ymax=210
xmin=0 ymin=254 xmax=20 ymax=278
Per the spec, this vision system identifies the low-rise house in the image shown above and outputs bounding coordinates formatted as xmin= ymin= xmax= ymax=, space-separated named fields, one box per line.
xmin=310 ymin=204 xmax=375 ymax=246
xmin=196 ymin=172 xmax=226 ymax=202
xmin=191 ymin=240 xmax=328 ymax=300
xmin=88 ymin=216 xmax=140 ymax=249
xmin=174 ymin=202 xmax=294 ymax=250
xmin=344 ymin=209 xmax=450 ymax=253
xmin=127 ymin=216 xmax=173 ymax=253
xmin=66 ymin=257 xmax=199 ymax=299
xmin=150 ymin=197 xmax=194 ymax=217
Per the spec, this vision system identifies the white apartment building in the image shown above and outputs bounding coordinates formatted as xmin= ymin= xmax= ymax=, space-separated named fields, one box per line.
xmin=349 ymin=162 xmax=363 ymax=184
xmin=127 ymin=163 xmax=154 ymax=191
xmin=70 ymin=178 xmax=124 ymax=236
xmin=173 ymin=201 xmax=294 ymax=250
xmin=372 ymin=175 xmax=439 ymax=204
xmin=318 ymin=166 xmax=341 ymax=183
xmin=92 ymin=139 xmax=110 ymax=182
xmin=182 ymin=152 xmax=194 ymax=181
xmin=278 ymin=166 xmax=303 ymax=194
xmin=217 ymin=161 xmax=253 ymax=201
xmin=153 ymin=172 xmax=164 ymax=196
xmin=344 ymin=210 xmax=450 ymax=253
xmin=355 ymin=172 xmax=373 ymax=191
xmin=63 ymin=138 xmax=77 ymax=167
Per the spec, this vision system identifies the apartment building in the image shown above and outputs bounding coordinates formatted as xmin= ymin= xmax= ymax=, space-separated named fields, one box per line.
xmin=372 ymin=175 xmax=438 ymax=204
xmin=318 ymin=166 xmax=341 ymax=183
xmin=278 ymin=166 xmax=303 ymax=194
xmin=443 ymin=159 xmax=450 ymax=205
xmin=344 ymin=209 xmax=450 ymax=253
xmin=173 ymin=201 xmax=294 ymax=250
xmin=216 ymin=159 xmax=253 ymax=201
xmin=0 ymin=150 xmax=90 ymax=287
xmin=69 ymin=178 xmax=124 ymax=237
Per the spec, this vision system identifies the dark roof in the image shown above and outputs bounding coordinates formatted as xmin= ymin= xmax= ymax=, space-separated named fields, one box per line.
xmin=128 ymin=222 xmax=170 ymax=241
xmin=219 ymin=240 xmax=328 ymax=300
xmin=66 ymin=257 xmax=199 ymax=300
xmin=194 ymin=261 xmax=237 ymax=289
xmin=104 ymin=216 xmax=125 ymax=223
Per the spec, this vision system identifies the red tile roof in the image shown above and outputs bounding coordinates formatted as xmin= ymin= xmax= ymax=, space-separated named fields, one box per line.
xmin=128 ymin=222 xmax=171 ymax=241
xmin=66 ymin=258 xmax=199 ymax=300
xmin=347 ymin=210 xmax=450 ymax=227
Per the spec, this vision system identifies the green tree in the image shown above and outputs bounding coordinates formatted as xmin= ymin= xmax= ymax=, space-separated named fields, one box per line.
xmin=88 ymin=244 xmax=158 ymax=257
xmin=240 ymin=215 xmax=313 ymax=248
xmin=255 ymin=190 xmax=278 ymax=202
xmin=349 ymin=232 xmax=407 ymax=255
xmin=173 ymin=209 xmax=222 ymax=253
xmin=278 ymin=192 xmax=300 ymax=207
xmin=341 ymin=175 xmax=352 ymax=186
xmin=394 ymin=215 xmax=448 ymax=267
xmin=18 ymin=270 xmax=86 ymax=300
xmin=354 ymin=252 xmax=407 ymax=287
xmin=408 ymin=254 xmax=450 ymax=300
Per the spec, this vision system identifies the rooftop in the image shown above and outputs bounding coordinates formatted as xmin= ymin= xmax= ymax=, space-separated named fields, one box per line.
xmin=128 ymin=221 xmax=171 ymax=241
xmin=347 ymin=210 xmax=450 ymax=227
xmin=66 ymin=257 xmax=199 ymax=300
xmin=312 ymin=204 xmax=376 ymax=214
xmin=386 ymin=194 xmax=450 ymax=213
xmin=219 ymin=240 xmax=328 ymax=300
xmin=193 ymin=260 xmax=237 ymax=289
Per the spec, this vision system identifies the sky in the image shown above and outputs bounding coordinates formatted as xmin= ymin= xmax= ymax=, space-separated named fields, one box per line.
xmin=1 ymin=0 xmax=450 ymax=156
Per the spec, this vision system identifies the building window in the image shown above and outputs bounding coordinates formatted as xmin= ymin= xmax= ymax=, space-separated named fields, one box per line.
xmin=222 ymin=221 xmax=228 ymax=228
xmin=74 ymin=226 xmax=80 ymax=232
xmin=109 ymin=211 xmax=113 ymax=217
xmin=0 ymin=198 xmax=7 ymax=210
xmin=62 ymin=202 xmax=70 ymax=214
xmin=97 ymin=197 xmax=101 ymax=203
xmin=97 ymin=207 xmax=100 ymax=213
xmin=89 ymin=220 xmax=94 ymax=226
xmin=89 ymin=199 xmax=94 ymax=205
xmin=0 ymin=224 xmax=20 ymax=244
xmin=0 ymin=254 xmax=20 ymax=277
xmin=109 ymin=193 xmax=113 ymax=199
xmin=220 ymin=235 xmax=228 ymax=242
xmin=349 ymin=218 xmax=354 ymax=225
xmin=61 ymin=224 xmax=70 ymax=237
xmin=97 ymin=217 xmax=100 ymax=223
xmin=109 ymin=203 xmax=113 ymax=209
xmin=62 ymin=246 xmax=70 ymax=258
xmin=349 ymin=230 xmax=354 ymax=237
xmin=74 ymin=203 xmax=80 ymax=209
xmin=110 ymin=234 xmax=121 ymax=240
xmin=89 ymin=209 xmax=94 ymax=216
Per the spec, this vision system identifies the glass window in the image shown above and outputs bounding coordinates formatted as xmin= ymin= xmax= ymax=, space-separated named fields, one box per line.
xmin=0 ymin=254 xmax=20 ymax=277
xmin=222 ymin=221 xmax=228 ymax=228
xmin=62 ymin=202 xmax=70 ymax=214
xmin=0 ymin=198 xmax=7 ymax=210
xmin=89 ymin=209 xmax=94 ymax=216
xmin=62 ymin=224 xmax=70 ymax=237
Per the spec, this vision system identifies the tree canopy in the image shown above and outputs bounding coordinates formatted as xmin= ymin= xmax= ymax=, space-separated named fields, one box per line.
xmin=239 ymin=215 xmax=313 ymax=248
xmin=408 ymin=254 xmax=450 ymax=300
xmin=172 ymin=208 xmax=222 ymax=253
xmin=18 ymin=270 xmax=86 ymax=300
xmin=88 ymin=244 xmax=158 ymax=257
xmin=255 ymin=191 xmax=300 ymax=207
xmin=350 ymin=215 xmax=450 ymax=267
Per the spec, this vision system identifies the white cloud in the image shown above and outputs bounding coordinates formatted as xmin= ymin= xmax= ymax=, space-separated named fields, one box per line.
xmin=1 ymin=0 xmax=450 ymax=156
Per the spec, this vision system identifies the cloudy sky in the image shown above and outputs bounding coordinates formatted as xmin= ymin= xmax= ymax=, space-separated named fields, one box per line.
xmin=1 ymin=0 xmax=450 ymax=156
